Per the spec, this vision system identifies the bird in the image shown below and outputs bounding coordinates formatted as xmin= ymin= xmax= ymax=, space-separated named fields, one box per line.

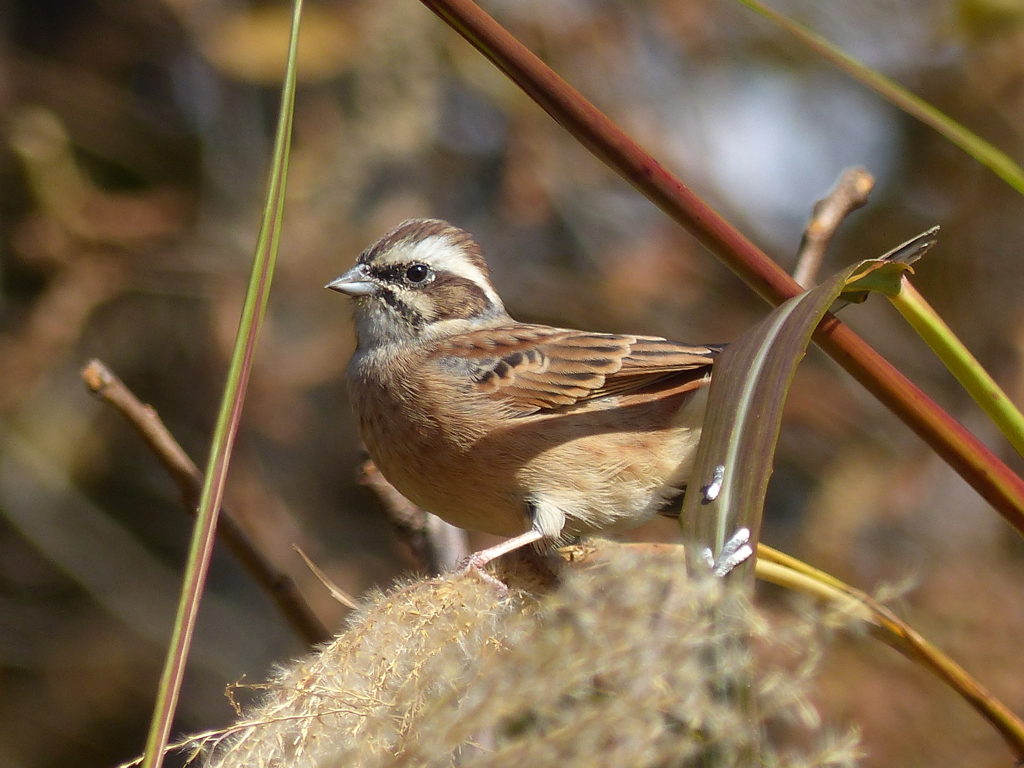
xmin=327 ymin=218 xmax=721 ymax=566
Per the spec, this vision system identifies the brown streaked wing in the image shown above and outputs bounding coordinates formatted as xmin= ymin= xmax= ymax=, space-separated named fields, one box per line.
xmin=586 ymin=336 xmax=719 ymax=399
xmin=620 ymin=336 xmax=723 ymax=372
xmin=433 ymin=324 xmax=719 ymax=414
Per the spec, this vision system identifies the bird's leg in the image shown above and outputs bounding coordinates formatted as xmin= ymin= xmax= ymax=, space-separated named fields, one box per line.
xmin=458 ymin=498 xmax=563 ymax=589
xmin=459 ymin=528 xmax=545 ymax=573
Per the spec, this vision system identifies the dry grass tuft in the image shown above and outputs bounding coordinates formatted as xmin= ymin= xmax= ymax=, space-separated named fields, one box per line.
xmin=194 ymin=542 xmax=859 ymax=768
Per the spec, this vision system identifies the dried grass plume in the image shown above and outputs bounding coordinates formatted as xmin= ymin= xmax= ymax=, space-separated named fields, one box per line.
xmin=193 ymin=541 xmax=859 ymax=768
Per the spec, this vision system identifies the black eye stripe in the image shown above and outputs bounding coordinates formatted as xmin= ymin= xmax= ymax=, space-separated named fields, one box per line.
xmin=361 ymin=263 xmax=499 ymax=324
xmin=378 ymin=286 xmax=425 ymax=328
xmin=367 ymin=262 xmax=436 ymax=286
xmin=367 ymin=263 xmax=410 ymax=282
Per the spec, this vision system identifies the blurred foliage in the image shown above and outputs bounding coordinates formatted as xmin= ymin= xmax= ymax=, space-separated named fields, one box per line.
xmin=0 ymin=0 xmax=1022 ymax=767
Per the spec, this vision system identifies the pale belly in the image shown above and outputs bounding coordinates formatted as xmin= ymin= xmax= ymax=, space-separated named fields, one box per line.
xmin=356 ymin=383 xmax=704 ymax=540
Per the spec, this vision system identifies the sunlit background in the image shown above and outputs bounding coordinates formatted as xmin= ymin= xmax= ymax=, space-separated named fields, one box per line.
xmin=1 ymin=0 xmax=1023 ymax=765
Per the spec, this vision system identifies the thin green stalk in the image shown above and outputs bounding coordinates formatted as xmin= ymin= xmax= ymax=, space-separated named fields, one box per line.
xmin=735 ymin=0 xmax=1024 ymax=196
xmin=890 ymin=278 xmax=1024 ymax=459
xmin=139 ymin=2 xmax=302 ymax=766
xmin=755 ymin=544 xmax=1024 ymax=760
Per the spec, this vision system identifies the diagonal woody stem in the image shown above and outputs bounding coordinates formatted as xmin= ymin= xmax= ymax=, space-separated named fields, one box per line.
xmin=417 ymin=0 xmax=1024 ymax=532
xmin=82 ymin=359 xmax=331 ymax=645
xmin=359 ymin=460 xmax=469 ymax=574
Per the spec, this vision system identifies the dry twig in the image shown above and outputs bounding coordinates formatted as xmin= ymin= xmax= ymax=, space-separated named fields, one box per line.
xmin=359 ymin=460 xmax=469 ymax=574
xmin=81 ymin=359 xmax=331 ymax=645
xmin=794 ymin=167 xmax=874 ymax=288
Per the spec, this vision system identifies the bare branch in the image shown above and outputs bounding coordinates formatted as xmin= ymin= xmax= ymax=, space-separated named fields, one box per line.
xmin=359 ymin=460 xmax=469 ymax=575
xmin=794 ymin=167 xmax=874 ymax=288
xmin=81 ymin=359 xmax=331 ymax=645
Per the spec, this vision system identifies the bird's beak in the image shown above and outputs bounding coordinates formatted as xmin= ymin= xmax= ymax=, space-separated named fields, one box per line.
xmin=326 ymin=264 xmax=378 ymax=296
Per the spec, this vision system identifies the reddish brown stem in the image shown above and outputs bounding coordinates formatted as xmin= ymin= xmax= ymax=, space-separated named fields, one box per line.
xmin=417 ymin=0 xmax=1024 ymax=533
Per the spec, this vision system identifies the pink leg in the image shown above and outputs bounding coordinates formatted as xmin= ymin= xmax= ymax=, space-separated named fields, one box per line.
xmin=460 ymin=528 xmax=545 ymax=572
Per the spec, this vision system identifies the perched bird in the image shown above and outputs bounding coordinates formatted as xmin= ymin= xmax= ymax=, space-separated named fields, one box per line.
xmin=328 ymin=219 xmax=721 ymax=563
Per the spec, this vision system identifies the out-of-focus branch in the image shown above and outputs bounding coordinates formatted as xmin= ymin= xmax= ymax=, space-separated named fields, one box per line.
xmin=9 ymin=107 xmax=189 ymax=244
xmin=416 ymin=0 xmax=1024 ymax=533
xmin=359 ymin=460 xmax=469 ymax=574
xmin=0 ymin=106 xmax=187 ymax=412
xmin=794 ymin=167 xmax=874 ymax=288
xmin=81 ymin=359 xmax=331 ymax=646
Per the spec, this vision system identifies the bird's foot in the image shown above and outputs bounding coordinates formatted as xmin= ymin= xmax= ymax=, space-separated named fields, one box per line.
xmin=456 ymin=529 xmax=547 ymax=591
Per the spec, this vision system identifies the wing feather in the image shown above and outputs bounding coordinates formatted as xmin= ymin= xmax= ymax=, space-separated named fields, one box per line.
xmin=433 ymin=324 xmax=720 ymax=415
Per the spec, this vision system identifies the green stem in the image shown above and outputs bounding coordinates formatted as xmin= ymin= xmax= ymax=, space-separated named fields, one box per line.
xmin=890 ymin=278 xmax=1024 ymax=459
xmin=734 ymin=0 xmax=1024 ymax=196
xmin=139 ymin=3 xmax=302 ymax=766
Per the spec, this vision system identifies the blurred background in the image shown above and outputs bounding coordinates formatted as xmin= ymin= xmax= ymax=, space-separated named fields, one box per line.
xmin=0 ymin=0 xmax=1022 ymax=765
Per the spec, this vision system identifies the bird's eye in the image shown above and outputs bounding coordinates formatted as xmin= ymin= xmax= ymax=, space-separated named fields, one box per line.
xmin=405 ymin=263 xmax=431 ymax=284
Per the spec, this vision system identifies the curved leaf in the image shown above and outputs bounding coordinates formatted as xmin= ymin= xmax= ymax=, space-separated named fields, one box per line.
xmin=681 ymin=259 xmax=897 ymax=581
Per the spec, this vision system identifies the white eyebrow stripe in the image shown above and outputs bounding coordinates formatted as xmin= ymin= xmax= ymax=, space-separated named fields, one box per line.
xmin=405 ymin=236 xmax=504 ymax=309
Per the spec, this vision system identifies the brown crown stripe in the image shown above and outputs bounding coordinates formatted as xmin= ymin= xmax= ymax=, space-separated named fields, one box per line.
xmin=364 ymin=219 xmax=454 ymax=262
xmin=362 ymin=219 xmax=491 ymax=280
